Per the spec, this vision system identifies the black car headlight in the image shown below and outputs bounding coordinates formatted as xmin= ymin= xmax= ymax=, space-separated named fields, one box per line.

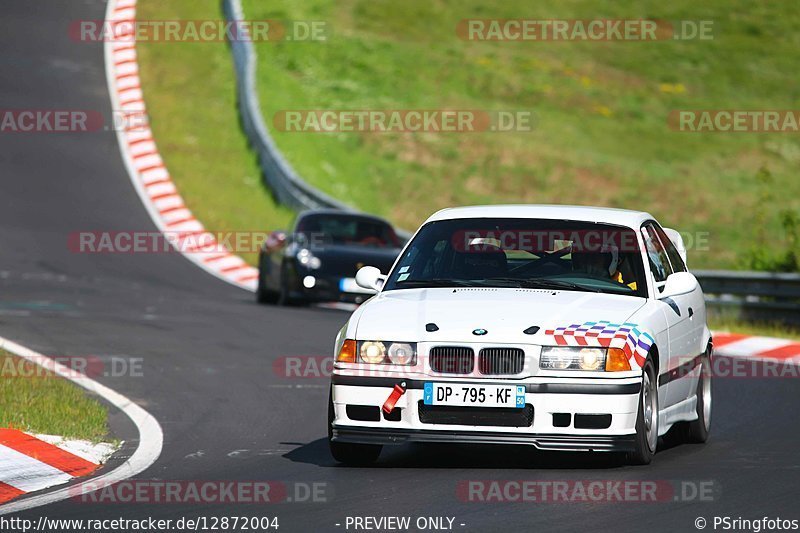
xmin=296 ymin=248 xmax=321 ymax=269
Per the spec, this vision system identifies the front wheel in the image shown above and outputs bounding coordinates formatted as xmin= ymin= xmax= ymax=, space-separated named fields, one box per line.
xmin=328 ymin=388 xmax=382 ymax=466
xmin=276 ymin=264 xmax=307 ymax=306
xmin=628 ymin=358 xmax=658 ymax=465
xmin=256 ymin=255 xmax=279 ymax=304
xmin=687 ymin=352 xmax=712 ymax=443
xmin=256 ymin=273 xmax=279 ymax=304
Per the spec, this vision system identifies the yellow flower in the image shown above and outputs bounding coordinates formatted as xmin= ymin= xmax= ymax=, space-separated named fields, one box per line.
xmin=593 ymin=105 xmax=613 ymax=117
xmin=659 ymin=83 xmax=687 ymax=94
xmin=580 ymin=76 xmax=592 ymax=87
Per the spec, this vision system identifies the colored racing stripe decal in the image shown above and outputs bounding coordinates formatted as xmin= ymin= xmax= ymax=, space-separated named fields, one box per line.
xmin=544 ymin=321 xmax=655 ymax=369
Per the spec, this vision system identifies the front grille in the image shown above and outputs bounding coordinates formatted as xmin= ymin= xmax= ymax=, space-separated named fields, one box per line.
xmin=418 ymin=401 xmax=534 ymax=427
xmin=478 ymin=347 xmax=525 ymax=375
xmin=429 ymin=346 xmax=474 ymax=374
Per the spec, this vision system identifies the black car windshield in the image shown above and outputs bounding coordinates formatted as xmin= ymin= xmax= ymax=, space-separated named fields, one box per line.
xmin=383 ymin=218 xmax=648 ymax=297
xmin=296 ymin=213 xmax=400 ymax=248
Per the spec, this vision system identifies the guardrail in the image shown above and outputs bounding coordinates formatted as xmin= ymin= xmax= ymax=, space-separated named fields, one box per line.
xmin=694 ymin=270 xmax=800 ymax=324
xmin=222 ymin=0 xmax=350 ymax=212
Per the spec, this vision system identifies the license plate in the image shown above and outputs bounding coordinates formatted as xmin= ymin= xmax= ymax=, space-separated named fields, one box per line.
xmin=423 ymin=383 xmax=526 ymax=408
xmin=339 ymin=278 xmax=373 ymax=294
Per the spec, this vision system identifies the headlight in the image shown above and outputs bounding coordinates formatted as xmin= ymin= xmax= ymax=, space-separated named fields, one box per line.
xmin=356 ymin=341 xmax=417 ymax=365
xmin=359 ymin=341 xmax=386 ymax=364
xmin=540 ymin=347 xmax=607 ymax=371
xmin=296 ymin=248 xmax=321 ymax=269
xmin=388 ymin=343 xmax=415 ymax=364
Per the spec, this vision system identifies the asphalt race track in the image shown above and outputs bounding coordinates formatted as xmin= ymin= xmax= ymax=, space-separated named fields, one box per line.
xmin=1 ymin=1 xmax=798 ymax=532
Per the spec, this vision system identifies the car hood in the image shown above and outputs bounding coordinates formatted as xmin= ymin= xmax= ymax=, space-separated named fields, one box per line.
xmin=354 ymin=287 xmax=647 ymax=344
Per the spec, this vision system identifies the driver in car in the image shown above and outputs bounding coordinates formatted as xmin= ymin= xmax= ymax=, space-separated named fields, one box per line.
xmin=571 ymin=244 xmax=637 ymax=290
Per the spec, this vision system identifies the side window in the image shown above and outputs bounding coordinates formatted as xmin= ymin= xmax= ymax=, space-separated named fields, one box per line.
xmin=653 ymin=225 xmax=687 ymax=273
xmin=641 ymin=224 xmax=673 ymax=283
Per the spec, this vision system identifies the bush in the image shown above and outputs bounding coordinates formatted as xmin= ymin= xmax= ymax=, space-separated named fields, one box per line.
xmin=741 ymin=167 xmax=800 ymax=272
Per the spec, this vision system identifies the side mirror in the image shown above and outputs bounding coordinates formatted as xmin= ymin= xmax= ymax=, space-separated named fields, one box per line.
xmin=662 ymin=228 xmax=688 ymax=266
xmin=263 ymin=230 xmax=287 ymax=251
xmin=659 ymin=271 xmax=698 ymax=299
xmin=355 ymin=266 xmax=385 ymax=293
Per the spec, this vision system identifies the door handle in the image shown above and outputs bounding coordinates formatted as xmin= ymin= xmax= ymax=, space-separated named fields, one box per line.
xmin=688 ymin=307 xmax=694 ymax=318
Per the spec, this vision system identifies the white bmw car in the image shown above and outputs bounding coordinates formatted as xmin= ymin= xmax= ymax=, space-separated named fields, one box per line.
xmin=328 ymin=205 xmax=712 ymax=465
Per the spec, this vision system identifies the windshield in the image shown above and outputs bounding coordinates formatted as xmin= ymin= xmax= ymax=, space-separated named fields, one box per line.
xmin=384 ymin=217 xmax=648 ymax=297
xmin=295 ymin=213 xmax=400 ymax=248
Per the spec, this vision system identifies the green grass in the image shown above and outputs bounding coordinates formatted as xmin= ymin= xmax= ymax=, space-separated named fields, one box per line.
xmin=241 ymin=0 xmax=800 ymax=269
xmin=0 ymin=351 xmax=110 ymax=441
xmin=136 ymin=0 xmax=294 ymax=265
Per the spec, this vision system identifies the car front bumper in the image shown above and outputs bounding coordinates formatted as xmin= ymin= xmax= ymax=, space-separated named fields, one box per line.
xmin=330 ymin=374 xmax=641 ymax=452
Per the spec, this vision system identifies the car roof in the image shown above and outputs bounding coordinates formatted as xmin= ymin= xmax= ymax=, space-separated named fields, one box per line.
xmin=424 ymin=204 xmax=654 ymax=229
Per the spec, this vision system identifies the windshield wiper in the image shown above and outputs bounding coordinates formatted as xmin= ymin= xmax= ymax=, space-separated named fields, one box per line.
xmin=395 ymin=278 xmax=473 ymax=288
xmin=481 ymin=277 xmax=604 ymax=293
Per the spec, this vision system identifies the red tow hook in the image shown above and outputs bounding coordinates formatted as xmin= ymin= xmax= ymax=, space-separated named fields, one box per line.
xmin=382 ymin=382 xmax=407 ymax=414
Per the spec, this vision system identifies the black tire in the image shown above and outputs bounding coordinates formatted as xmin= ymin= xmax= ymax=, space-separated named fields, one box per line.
xmin=276 ymin=263 xmax=297 ymax=306
xmin=328 ymin=388 xmax=382 ymax=466
xmin=276 ymin=265 xmax=309 ymax=307
xmin=256 ymin=255 xmax=279 ymax=304
xmin=276 ymin=277 xmax=290 ymax=306
xmin=687 ymin=351 xmax=712 ymax=443
xmin=256 ymin=273 xmax=279 ymax=304
xmin=628 ymin=358 xmax=658 ymax=465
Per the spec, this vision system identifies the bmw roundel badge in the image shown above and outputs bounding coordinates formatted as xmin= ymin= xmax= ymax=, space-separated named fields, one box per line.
xmin=472 ymin=328 xmax=488 ymax=336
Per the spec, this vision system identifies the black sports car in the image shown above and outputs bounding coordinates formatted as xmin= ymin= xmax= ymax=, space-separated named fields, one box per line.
xmin=257 ymin=210 xmax=403 ymax=305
